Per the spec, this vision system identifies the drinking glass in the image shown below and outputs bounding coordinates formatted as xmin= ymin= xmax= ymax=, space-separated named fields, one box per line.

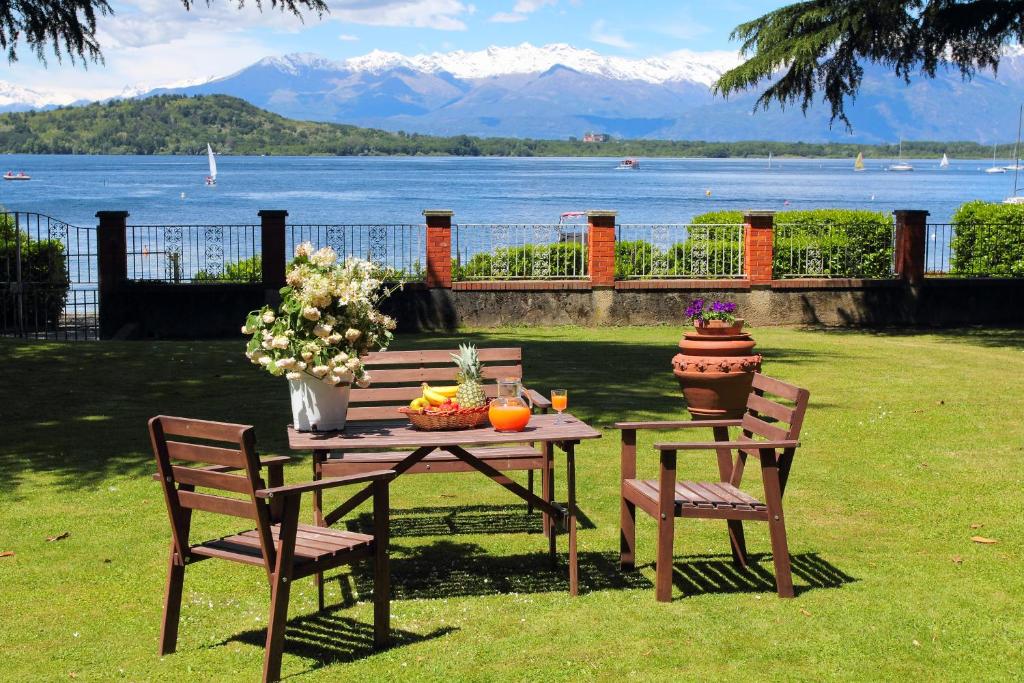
xmin=551 ymin=389 xmax=568 ymax=423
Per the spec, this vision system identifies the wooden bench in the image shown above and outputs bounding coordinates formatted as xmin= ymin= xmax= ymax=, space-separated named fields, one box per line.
xmin=312 ymin=346 xmax=552 ymax=506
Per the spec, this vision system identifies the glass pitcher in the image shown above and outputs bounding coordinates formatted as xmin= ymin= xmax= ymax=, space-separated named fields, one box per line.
xmin=489 ymin=378 xmax=533 ymax=432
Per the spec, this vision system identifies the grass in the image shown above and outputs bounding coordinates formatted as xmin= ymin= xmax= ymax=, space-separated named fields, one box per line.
xmin=1 ymin=325 xmax=1023 ymax=681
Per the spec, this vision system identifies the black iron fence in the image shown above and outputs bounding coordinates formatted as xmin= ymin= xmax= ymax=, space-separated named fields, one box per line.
xmin=126 ymin=224 xmax=261 ymax=283
xmin=286 ymin=224 xmax=426 ymax=281
xmin=926 ymin=222 xmax=1024 ymax=277
xmin=774 ymin=220 xmax=895 ymax=278
xmin=0 ymin=212 xmax=98 ymax=340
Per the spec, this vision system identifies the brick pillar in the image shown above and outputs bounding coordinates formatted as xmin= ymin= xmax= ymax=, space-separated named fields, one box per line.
xmin=96 ymin=211 xmax=128 ymax=339
xmin=587 ymin=210 xmax=617 ymax=286
xmin=423 ymin=209 xmax=453 ymax=289
xmin=258 ymin=210 xmax=287 ymax=292
xmin=743 ymin=210 xmax=775 ymax=283
xmin=893 ymin=210 xmax=929 ymax=285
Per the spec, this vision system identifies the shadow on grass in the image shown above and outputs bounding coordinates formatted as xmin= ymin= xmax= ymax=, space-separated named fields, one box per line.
xmin=346 ymin=503 xmax=596 ymax=538
xmin=224 ymin=608 xmax=456 ymax=676
xmin=0 ymin=332 xmax=824 ymax=494
xmin=806 ymin=325 xmax=1024 ymax=351
xmin=336 ymin=542 xmax=653 ymax=599
xmin=655 ymin=552 xmax=856 ymax=598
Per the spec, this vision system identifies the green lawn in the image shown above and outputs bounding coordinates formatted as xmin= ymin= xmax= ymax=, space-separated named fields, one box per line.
xmin=1 ymin=326 xmax=1023 ymax=681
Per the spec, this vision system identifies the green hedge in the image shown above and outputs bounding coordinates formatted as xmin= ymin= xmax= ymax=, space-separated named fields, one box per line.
xmin=615 ymin=237 xmax=742 ymax=278
xmin=949 ymin=201 xmax=1024 ymax=276
xmin=195 ymin=255 xmax=262 ymax=282
xmin=454 ymin=243 xmax=587 ymax=280
xmin=692 ymin=208 xmax=894 ymax=278
xmin=0 ymin=215 xmax=70 ymax=327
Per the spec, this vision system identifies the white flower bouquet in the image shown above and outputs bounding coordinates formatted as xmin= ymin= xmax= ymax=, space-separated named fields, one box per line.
xmin=243 ymin=242 xmax=398 ymax=388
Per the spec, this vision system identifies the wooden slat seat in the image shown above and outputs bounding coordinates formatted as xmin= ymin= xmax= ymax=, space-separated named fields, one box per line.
xmin=193 ymin=524 xmax=374 ymax=569
xmin=624 ymin=479 xmax=768 ymax=513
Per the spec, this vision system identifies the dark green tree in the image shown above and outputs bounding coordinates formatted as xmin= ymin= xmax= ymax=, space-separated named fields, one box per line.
xmin=714 ymin=0 xmax=1024 ymax=128
xmin=1 ymin=0 xmax=327 ymax=63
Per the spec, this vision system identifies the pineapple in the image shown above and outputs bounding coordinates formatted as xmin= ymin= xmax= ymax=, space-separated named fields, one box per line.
xmin=451 ymin=343 xmax=487 ymax=408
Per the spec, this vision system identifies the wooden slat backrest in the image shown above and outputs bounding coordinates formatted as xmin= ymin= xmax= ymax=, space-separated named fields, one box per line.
xmin=149 ymin=416 xmax=276 ymax=573
xmin=742 ymin=374 xmax=811 ymax=442
xmin=349 ymin=347 xmax=524 ymax=422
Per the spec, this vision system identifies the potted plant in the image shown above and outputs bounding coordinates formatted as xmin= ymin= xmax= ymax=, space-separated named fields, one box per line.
xmin=672 ymin=298 xmax=761 ymax=419
xmin=242 ymin=242 xmax=398 ymax=431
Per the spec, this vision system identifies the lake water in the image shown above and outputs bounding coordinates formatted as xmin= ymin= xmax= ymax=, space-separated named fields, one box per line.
xmin=1 ymin=154 xmax=1020 ymax=227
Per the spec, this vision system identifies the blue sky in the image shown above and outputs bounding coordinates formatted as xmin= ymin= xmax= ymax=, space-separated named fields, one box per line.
xmin=5 ymin=0 xmax=788 ymax=100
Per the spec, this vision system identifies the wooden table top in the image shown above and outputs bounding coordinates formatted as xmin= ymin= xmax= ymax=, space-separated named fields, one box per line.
xmin=287 ymin=412 xmax=601 ymax=450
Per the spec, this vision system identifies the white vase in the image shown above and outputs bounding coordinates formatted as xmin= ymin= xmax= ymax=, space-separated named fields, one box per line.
xmin=288 ymin=374 xmax=352 ymax=432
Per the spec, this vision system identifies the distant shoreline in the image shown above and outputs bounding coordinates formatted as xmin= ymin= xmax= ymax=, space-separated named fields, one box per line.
xmin=0 ymin=94 xmax=1014 ymax=159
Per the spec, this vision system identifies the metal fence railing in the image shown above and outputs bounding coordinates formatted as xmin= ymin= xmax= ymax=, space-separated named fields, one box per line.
xmin=615 ymin=224 xmax=745 ymax=279
xmin=126 ymin=224 xmax=261 ymax=283
xmin=773 ymin=221 xmax=895 ymax=278
xmin=287 ymin=224 xmax=426 ymax=282
xmin=927 ymin=222 xmax=1024 ymax=277
xmin=452 ymin=224 xmax=588 ymax=280
xmin=1 ymin=211 xmax=98 ymax=340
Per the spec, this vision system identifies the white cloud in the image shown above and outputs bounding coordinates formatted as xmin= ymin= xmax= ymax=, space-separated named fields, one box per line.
xmin=338 ymin=33 xmax=360 ymax=41
xmin=590 ymin=19 xmax=632 ymax=50
xmin=513 ymin=0 xmax=556 ymax=11
xmin=330 ymin=0 xmax=472 ymax=31
xmin=489 ymin=11 xmax=527 ymax=23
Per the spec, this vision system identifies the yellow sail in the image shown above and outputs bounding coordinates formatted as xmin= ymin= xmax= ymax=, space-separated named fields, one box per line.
xmin=854 ymin=151 xmax=865 ymax=171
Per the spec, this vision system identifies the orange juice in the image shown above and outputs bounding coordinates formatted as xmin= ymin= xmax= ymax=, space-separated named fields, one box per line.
xmin=551 ymin=394 xmax=568 ymax=412
xmin=488 ymin=403 xmax=532 ymax=432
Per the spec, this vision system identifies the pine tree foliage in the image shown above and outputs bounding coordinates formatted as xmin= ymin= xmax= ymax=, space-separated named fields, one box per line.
xmin=714 ymin=0 xmax=1024 ymax=128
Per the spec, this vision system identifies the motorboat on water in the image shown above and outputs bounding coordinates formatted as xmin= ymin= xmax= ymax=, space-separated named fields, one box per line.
xmin=3 ymin=171 xmax=31 ymax=181
xmin=616 ymin=158 xmax=639 ymax=170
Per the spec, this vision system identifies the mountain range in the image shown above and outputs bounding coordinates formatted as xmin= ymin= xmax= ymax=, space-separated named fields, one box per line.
xmin=6 ymin=43 xmax=1024 ymax=143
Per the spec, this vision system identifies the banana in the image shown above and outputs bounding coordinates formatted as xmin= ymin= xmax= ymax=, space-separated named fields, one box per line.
xmin=421 ymin=384 xmax=448 ymax=406
xmin=431 ymin=385 xmax=459 ymax=398
xmin=408 ymin=397 xmax=430 ymax=411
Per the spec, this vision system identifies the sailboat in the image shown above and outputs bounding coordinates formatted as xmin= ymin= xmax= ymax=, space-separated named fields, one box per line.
xmin=854 ymin=152 xmax=865 ymax=172
xmin=767 ymin=152 xmax=773 ymax=169
xmin=985 ymin=144 xmax=1006 ymax=173
xmin=1004 ymin=105 xmax=1024 ymax=204
xmin=939 ymin=153 xmax=949 ymax=169
xmin=887 ymin=140 xmax=913 ymax=171
xmin=205 ymin=143 xmax=218 ymax=186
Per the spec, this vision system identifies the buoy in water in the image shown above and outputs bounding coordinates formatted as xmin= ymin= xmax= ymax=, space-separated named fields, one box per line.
xmin=704 ymin=189 xmax=712 ymax=197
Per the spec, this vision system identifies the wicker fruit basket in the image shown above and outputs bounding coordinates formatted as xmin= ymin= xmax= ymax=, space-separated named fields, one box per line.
xmin=399 ymin=405 xmax=490 ymax=431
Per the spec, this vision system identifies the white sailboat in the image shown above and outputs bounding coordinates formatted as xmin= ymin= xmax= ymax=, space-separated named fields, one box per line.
xmin=985 ymin=144 xmax=1005 ymax=173
xmin=1004 ymin=105 xmax=1024 ymax=204
xmin=887 ymin=140 xmax=913 ymax=171
xmin=854 ymin=151 xmax=865 ymax=172
xmin=767 ymin=152 xmax=773 ymax=169
xmin=939 ymin=153 xmax=949 ymax=169
xmin=205 ymin=143 xmax=218 ymax=186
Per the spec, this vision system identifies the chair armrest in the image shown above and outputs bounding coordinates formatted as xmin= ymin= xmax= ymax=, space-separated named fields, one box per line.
xmin=615 ymin=419 xmax=741 ymax=430
xmin=255 ymin=469 xmax=395 ymax=498
xmin=654 ymin=440 xmax=798 ymax=451
xmin=525 ymin=388 xmax=552 ymax=410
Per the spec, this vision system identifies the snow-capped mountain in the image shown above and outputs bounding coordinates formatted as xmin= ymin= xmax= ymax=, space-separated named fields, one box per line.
xmin=0 ymin=81 xmax=76 ymax=112
xmin=8 ymin=43 xmax=1024 ymax=142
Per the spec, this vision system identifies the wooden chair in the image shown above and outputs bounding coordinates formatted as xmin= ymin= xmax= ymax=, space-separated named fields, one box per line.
xmin=617 ymin=374 xmax=810 ymax=601
xmin=149 ymin=415 xmax=395 ymax=682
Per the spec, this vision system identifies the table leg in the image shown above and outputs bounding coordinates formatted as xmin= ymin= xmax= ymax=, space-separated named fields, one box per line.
xmin=542 ymin=441 xmax=554 ymax=539
xmin=312 ymin=449 xmax=327 ymax=612
xmin=566 ymin=442 xmax=578 ymax=596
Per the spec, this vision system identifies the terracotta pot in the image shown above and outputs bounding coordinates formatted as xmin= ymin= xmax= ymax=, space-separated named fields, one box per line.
xmin=672 ymin=319 xmax=761 ymax=419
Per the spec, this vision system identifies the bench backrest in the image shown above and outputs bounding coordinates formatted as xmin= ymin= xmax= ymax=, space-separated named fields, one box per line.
xmin=349 ymin=347 xmax=524 ymax=422
xmin=149 ymin=416 xmax=276 ymax=572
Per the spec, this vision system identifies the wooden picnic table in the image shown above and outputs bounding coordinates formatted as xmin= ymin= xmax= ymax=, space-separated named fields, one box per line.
xmin=286 ymin=412 xmax=602 ymax=596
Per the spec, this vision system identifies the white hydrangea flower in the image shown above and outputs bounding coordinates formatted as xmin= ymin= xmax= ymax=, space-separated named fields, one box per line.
xmin=334 ymin=352 xmax=348 ymax=364
xmin=302 ymin=306 xmax=321 ymax=322
xmin=310 ymin=246 xmax=338 ymax=267
xmin=313 ymin=323 xmax=331 ymax=338
xmin=271 ymin=336 xmax=290 ymax=350
xmin=301 ymin=351 xmax=313 ymax=361
xmin=241 ymin=325 xmax=252 ymax=335
xmin=294 ymin=242 xmax=313 ymax=258
xmin=259 ymin=356 xmax=273 ymax=366
xmin=276 ymin=358 xmax=296 ymax=370
xmin=345 ymin=357 xmax=360 ymax=370
xmin=262 ymin=311 xmax=275 ymax=324
xmin=356 ymin=373 xmax=372 ymax=388
xmin=345 ymin=328 xmax=361 ymax=343
xmin=285 ymin=371 xmax=302 ymax=381
xmin=311 ymin=365 xmax=330 ymax=378
xmin=295 ymin=361 xmax=307 ymax=370
xmin=327 ymin=333 xmax=343 ymax=345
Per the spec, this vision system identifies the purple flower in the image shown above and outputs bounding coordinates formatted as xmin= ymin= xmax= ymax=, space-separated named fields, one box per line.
xmin=686 ymin=298 xmax=737 ymax=323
